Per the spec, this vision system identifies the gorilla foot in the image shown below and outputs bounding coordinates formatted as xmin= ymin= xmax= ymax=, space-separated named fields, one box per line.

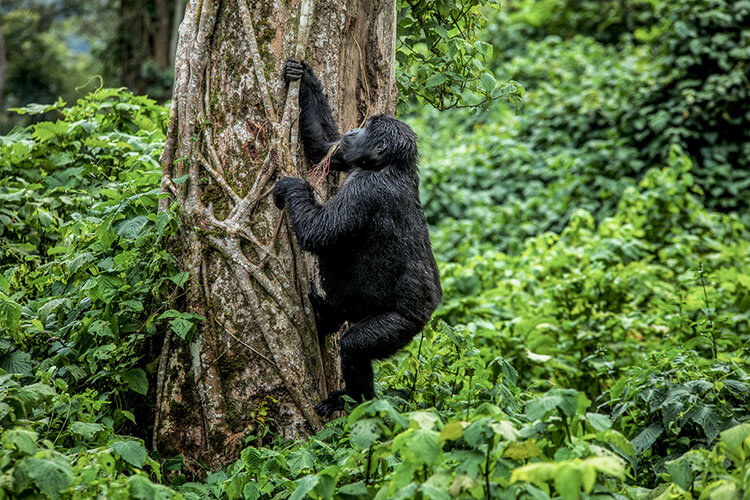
xmin=314 ymin=390 xmax=347 ymax=417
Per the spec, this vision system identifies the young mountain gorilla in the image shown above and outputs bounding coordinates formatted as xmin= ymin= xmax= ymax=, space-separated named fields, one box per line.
xmin=272 ymin=59 xmax=442 ymax=416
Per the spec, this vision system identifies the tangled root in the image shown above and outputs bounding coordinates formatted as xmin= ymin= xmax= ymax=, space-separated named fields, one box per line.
xmin=308 ymin=140 xmax=341 ymax=185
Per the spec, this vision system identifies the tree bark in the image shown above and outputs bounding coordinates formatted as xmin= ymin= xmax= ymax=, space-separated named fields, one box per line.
xmin=155 ymin=0 xmax=397 ymax=470
xmin=168 ymin=0 xmax=185 ymax=68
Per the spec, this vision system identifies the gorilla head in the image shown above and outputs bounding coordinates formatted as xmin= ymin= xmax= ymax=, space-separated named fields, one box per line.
xmin=332 ymin=115 xmax=418 ymax=171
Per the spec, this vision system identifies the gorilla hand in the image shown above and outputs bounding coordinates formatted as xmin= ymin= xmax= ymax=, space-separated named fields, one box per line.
xmin=284 ymin=58 xmax=305 ymax=84
xmin=272 ymin=177 xmax=309 ymax=210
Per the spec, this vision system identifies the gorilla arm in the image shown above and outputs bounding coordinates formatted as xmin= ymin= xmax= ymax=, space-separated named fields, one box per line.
xmin=285 ymin=59 xmax=341 ymax=164
xmin=272 ymin=177 xmax=368 ymax=254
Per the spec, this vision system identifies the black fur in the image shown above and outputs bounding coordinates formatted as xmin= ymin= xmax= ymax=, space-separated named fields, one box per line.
xmin=273 ymin=59 xmax=442 ymax=416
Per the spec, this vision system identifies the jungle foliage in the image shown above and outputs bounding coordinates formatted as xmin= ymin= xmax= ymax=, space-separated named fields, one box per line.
xmin=1 ymin=0 xmax=749 ymax=498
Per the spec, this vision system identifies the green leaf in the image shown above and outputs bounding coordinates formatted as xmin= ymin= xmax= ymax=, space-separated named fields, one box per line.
xmin=439 ymin=421 xmax=463 ymax=442
xmin=123 ymin=368 xmax=149 ymax=395
xmin=463 ymin=418 xmax=498 ymax=448
xmin=420 ymin=483 xmax=451 ymax=500
xmin=289 ymin=475 xmax=319 ymax=500
xmin=9 ymin=98 xmax=66 ymax=115
xmin=32 ymin=121 xmax=69 ymax=142
xmin=3 ymin=429 xmax=39 ymax=454
xmin=510 ymin=462 xmax=556 ymax=485
xmin=118 ymin=410 xmax=137 ymax=425
xmin=112 ymin=439 xmax=148 ymax=468
xmin=553 ymin=464 xmax=581 ymax=500
xmin=720 ymin=423 xmax=750 ymax=465
xmin=585 ymin=412 xmax=612 ymax=432
xmin=66 ymin=252 xmax=95 ymax=273
xmin=425 ymin=74 xmax=447 ymax=88
xmin=504 ymin=440 xmax=542 ymax=460
xmin=169 ymin=317 xmax=194 ymax=339
xmin=241 ymin=447 xmax=263 ymax=473
xmin=350 ymin=419 xmax=380 ymax=450
xmin=94 ymin=275 xmax=122 ymax=304
xmin=128 ymin=475 xmax=175 ymax=500
xmin=170 ymin=271 xmax=190 ymax=287
xmin=338 ymin=481 xmax=369 ymax=496
xmin=69 ymin=422 xmax=105 ymax=439
xmin=525 ymin=389 xmax=578 ymax=421
xmin=224 ymin=473 xmax=247 ymax=500
xmin=287 ymin=450 xmax=316 ymax=475
xmin=581 ymin=464 xmax=596 ymax=493
xmin=116 ymin=216 xmax=149 ymax=239
xmin=480 ymin=71 xmax=497 ymax=93
xmin=632 ymin=423 xmax=663 ymax=455
xmin=666 ymin=455 xmax=694 ymax=491
xmin=18 ymin=383 xmax=56 ymax=404
xmin=0 ymin=350 xmax=32 ymax=375
xmin=0 ymin=403 xmax=11 ymax=421
xmin=706 ymin=483 xmax=741 ymax=500
xmin=393 ymin=428 xmax=440 ymax=466
xmin=26 ymin=457 xmax=74 ymax=500
xmin=0 ymin=296 xmax=22 ymax=331
xmin=121 ymin=300 xmax=145 ymax=312
xmin=243 ymin=481 xmax=260 ymax=500
xmin=585 ymin=456 xmax=625 ymax=478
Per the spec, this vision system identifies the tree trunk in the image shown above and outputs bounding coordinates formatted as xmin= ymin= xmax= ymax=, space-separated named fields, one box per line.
xmin=168 ymin=0 xmax=185 ymax=68
xmin=0 ymin=17 xmax=5 ymax=113
xmin=154 ymin=0 xmax=172 ymax=70
xmin=155 ymin=0 xmax=397 ymax=470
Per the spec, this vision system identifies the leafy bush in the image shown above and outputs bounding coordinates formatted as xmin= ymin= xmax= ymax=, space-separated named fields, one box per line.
xmin=620 ymin=0 xmax=750 ymax=213
xmin=0 ymin=90 xmax=187 ymax=498
xmin=415 ymin=35 xmax=655 ymax=252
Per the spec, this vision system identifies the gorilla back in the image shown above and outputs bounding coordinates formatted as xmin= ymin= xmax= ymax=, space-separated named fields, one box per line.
xmin=273 ymin=59 xmax=442 ymax=416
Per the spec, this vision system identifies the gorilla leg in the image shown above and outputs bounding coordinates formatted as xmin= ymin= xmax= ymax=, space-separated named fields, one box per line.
xmin=315 ymin=312 xmax=421 ymax=416
xmin=308 ymin=281 xmax=344 ymax=343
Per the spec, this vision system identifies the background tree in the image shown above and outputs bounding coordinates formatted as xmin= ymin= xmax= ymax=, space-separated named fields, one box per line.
xmin=100 ymin=0 xmax=185 ymax=99
xmin=155 ymin=0 xmax=398 ymax=469
xmin=0 ymin=18 xmax=5 ymax=113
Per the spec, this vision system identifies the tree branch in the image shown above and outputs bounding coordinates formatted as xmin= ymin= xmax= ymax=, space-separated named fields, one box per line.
xmin=238 ymin=0 xmax=278 ymax=123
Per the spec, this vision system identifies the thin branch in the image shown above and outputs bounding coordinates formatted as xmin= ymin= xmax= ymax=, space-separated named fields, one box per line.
xmin=196 ymin=149 xmax=242 ymax=205
xmin=153 ymin=330 xmax=171 ymax=449
xmin=223 ymin=326 xmax=276 ymax=366
xmin=281 ymin=0 xmax=314 ymax=165
xmin=238 ymin=0 xmax=278 ymax=123
xmin=247 ymin=142 xmax=278 ymax=201
xmin=202 ymin=83 xmax=242 ymax=205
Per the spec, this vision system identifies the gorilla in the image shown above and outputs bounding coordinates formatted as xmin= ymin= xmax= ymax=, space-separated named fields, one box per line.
xmin=272 ymin=59 xmax=442 ymax=416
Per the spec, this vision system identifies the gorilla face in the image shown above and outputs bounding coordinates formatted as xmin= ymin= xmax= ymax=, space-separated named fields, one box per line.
xmin=331 ymin=115 xmax=417 ymax=171
xmin=331 ymin=125 xmax=385 ymax=171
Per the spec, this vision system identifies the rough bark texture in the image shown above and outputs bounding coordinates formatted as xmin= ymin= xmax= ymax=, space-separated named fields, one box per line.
xmin=155 ymin=0 xmax=397 ymax=470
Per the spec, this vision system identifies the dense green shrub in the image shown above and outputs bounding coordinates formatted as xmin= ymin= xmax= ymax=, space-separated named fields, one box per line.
xmin=0 ymin=90 xmax=186 ymax=497
xmin=620 ymin=0 xmax=750 ymax=212
xmin=486 ymin=0 xmax=658 ymax=51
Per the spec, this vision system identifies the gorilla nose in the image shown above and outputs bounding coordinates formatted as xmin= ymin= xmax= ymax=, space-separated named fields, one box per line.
xmin=343 ymin=128 xmax=363 ymax=142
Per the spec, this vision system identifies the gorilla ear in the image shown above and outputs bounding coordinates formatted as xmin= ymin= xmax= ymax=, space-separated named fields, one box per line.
xmin=375 ymin=141 xmax=388 ymax=154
